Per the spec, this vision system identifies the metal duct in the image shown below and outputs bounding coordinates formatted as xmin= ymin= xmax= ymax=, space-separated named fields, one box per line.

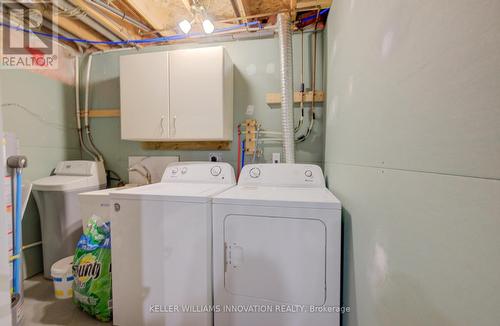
xmin=277 ymin=13 xmax=295 ymax=163
xmin=54 ymin=0 xmax=124 ymax=44
xmin=86 ymin=0 xmax=152 ymax=32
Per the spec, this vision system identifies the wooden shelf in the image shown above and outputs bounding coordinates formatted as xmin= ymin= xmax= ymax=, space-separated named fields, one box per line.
xmin=266 ymin=91 xmax=325 ymax=106
xmin=141 ymin=141 xmax=232 ymax=151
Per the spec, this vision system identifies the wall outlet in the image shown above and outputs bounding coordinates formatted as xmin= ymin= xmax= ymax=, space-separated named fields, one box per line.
xmin=272 ymin=153 xmax=281 ymax=164
xmin=209 ymin=153 xmax=223 ymax=162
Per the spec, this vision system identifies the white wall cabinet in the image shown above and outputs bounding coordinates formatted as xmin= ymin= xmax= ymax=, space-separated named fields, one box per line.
xmin=120 ymin=51 xmax=170 ymax=140
xmin=120 ymin=47 xmax=233 ymax=141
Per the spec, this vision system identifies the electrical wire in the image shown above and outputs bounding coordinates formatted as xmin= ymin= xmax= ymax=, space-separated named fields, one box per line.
xmin=296 ymin=9 xmax=321 ymax=143
xmin=300 ymin=8 xmax=330 ymax=23
xmin=241 ymin=140 xmax=246 ymax=169
xmin=0 ymin=20 xmax=261 ymax=46
xmin=294 ymin=29 xmax=305 ymax=133
xmin=0 ymin=8 xmax=330 ymax=47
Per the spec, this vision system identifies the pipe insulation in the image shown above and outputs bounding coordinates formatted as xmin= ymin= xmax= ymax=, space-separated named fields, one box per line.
xmin=277 ymin=13 xmax=295 ymax=163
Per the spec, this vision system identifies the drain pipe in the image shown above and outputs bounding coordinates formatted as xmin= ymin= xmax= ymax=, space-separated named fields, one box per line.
xmin=277 ymin=13 xmax=295 ymax=163
xmin=84 ymin=54 xmax=105 ymax=162
xmin=75 ymin=56 xmax=98 ymax=160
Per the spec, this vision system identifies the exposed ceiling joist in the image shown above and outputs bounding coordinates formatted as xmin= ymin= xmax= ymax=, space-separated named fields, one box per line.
xmin=290 ymin=0 xmax=298 ymax=20
xmin=296 ymin=0 xmax=331 ymax=10
xmin=69 ymin=0 xmax=142 ymax=42
xmin=122 ymin=0 xmax=170 ymax=36
xmin=47 ymin=12 xmax=110 ymax=50
xmin=5 ymin=0 xmax=332 ymax=50
xmin=233 ymin=0 xmax=249 ymax=24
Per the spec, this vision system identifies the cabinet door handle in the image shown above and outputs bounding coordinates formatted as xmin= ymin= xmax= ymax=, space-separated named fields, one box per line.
xmin=160 ymin=115 xmax=166 ymax=136
xmin=172 ymin=115 xmax=177 ymax=136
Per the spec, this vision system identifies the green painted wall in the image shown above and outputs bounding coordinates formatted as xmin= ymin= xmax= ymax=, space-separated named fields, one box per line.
xmin=323 ymin=1 xmax=500 ymax=325
xmin=83 ymin=34 xmax=325 ymax=181
xmin=0 ymin=69 xmax=80 ymax=277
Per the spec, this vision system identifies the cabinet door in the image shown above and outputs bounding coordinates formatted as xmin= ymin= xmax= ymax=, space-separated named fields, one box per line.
xmin=120 ymin=52 xmax=169 ymax=140
xmin=169 ymin=47 xmax=224 ymax=140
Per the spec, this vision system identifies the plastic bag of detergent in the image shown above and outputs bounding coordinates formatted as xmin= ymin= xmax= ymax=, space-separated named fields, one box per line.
xmin=72 ymin=215 xmax=112 ymax=322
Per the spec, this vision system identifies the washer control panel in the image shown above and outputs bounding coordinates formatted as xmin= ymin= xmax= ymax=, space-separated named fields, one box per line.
xmin=239 ymin=164 xmax=325 ymax=187
xmin=162 ymin=162 xmax=236 ymax=184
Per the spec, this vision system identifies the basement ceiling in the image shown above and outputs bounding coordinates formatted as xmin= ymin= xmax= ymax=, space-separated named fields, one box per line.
xmin=1 ymin=0 xmax=332 ymax=51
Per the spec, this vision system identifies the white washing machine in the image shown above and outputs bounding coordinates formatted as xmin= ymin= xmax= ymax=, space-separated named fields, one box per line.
xmin=110 ymin=162 xmax=236 ymax=326
xmin=78 ymin=185 xmax=135 ymax=232
xmin=212 ymin=164 xmax=341 ymax=326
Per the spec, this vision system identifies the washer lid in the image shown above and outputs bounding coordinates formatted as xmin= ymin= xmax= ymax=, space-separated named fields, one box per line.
xmin=110 ymin=182 xmax=234 ymax=203
xmin=32 ymin=175 xmax=101 ymax=192
xmin=213 ymin=185 xmax=341 ymax=209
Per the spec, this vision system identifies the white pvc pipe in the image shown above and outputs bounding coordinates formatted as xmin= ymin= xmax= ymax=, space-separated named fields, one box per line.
xmin=75 ymin=56 xmax=98 ymax=160
xmin=277 ymin=13 xmax=295 ymax=163
xmin=84 ymin=54 xmax=104 ymax=161
xmin=75 ymin=56 xmax=81 ymax=130
xmin=84 ymin=55 xmax=92 ymax=128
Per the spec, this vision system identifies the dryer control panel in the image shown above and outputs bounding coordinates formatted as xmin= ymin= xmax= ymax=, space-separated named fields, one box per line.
xmin=161 ymin=162 xmax=236 ymax=184
xmin=239 ymin=164 xmax=325 ymax=187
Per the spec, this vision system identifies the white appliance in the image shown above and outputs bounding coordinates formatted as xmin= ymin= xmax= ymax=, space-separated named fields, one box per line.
xmin=78 ymin=185 xmax=135 ymax=232
xmin=212 ymin=164 xmax=341 ymax=326
xmin=110 ymin=162 xmax=236 ymax=326
xmin=32 ymin=160 xmax=106 ymax=278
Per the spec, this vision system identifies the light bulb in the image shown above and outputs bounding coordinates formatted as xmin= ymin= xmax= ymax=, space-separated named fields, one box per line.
xmin=178 ymin=19 xmax=192 ymax=34
xmin=202 ymin=19 xmax=215 ymax=34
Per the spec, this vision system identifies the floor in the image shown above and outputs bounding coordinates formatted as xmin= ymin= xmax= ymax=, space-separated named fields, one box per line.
xmin=22 ymin=274 xmax=111 ymax=326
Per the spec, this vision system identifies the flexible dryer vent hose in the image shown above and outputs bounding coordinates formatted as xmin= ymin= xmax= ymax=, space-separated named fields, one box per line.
xmin=277 ymin=13 xmax=295 ymax=163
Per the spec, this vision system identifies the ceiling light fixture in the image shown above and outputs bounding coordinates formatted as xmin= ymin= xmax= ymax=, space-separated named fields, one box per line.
xmin=202 ymin=19 xmax=215 ymax=34
xmin=178 ymin=19 xmax=192 ymax=34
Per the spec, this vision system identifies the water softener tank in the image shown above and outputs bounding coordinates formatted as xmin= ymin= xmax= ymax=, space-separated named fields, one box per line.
xmin=32 ymin=160 xmax=106 ymax=278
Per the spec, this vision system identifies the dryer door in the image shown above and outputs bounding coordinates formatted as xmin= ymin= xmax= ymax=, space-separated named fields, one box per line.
xmin=224 ymin=214 xmax=326 ymax=305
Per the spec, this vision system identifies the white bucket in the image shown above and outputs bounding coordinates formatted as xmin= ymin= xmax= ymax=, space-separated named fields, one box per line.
xmin=50 ymin=256 xmax=74 ymax=299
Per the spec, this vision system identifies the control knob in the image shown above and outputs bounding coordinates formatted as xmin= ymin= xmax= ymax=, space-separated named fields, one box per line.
xmin=211 ymin=166 xmax=222 ymax=176
xmin=249 ymin=167 xmax=261 ymax=178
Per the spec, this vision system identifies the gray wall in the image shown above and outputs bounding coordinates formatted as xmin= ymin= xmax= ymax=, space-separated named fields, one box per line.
xmin=84 ymin=34 xmax=324 ymax=181
xmin=0 ymin=69 xmax=80 ymax=277
xmin=323 ymin=0 xmax=500 ymax=325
